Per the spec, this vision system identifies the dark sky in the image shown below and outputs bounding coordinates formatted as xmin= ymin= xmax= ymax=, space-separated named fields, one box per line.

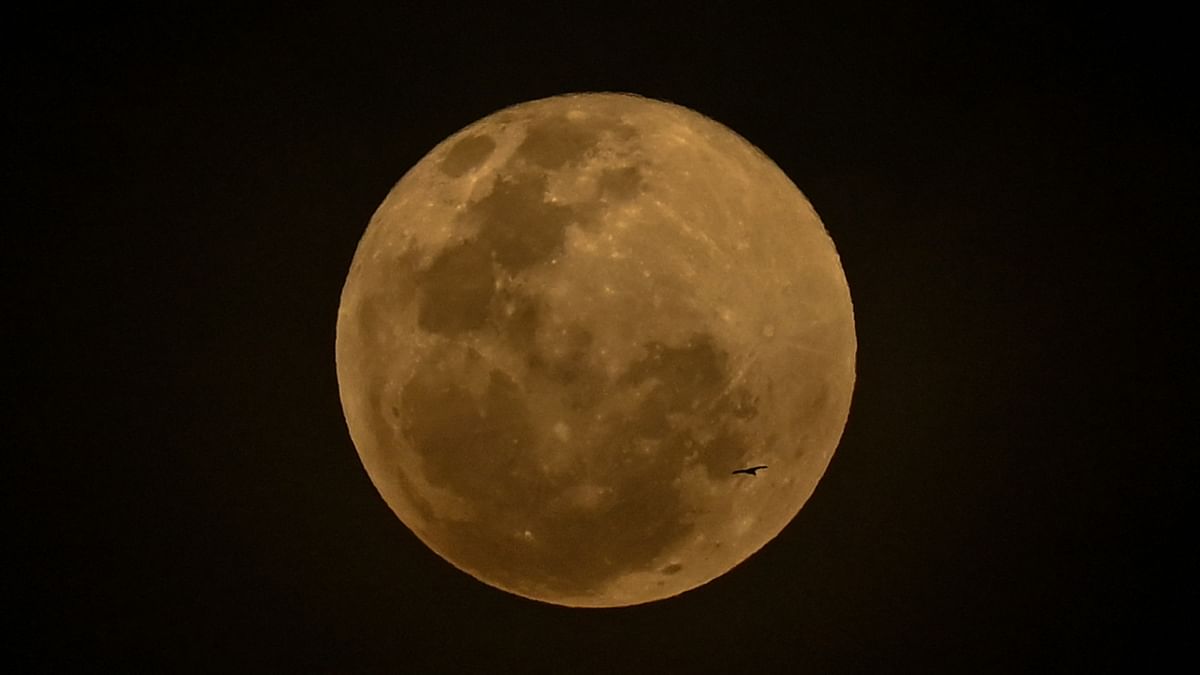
xmin=15 ymin=3 xmax=1191 ymax=671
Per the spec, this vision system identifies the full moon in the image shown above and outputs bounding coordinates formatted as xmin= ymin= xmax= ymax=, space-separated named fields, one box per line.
xmin=336 ymin=92 xmax=855 ymax=607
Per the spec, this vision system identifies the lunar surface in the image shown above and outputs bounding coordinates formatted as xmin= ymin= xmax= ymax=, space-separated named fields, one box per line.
xmin=336 ymin=93 xmax=855 ymax=607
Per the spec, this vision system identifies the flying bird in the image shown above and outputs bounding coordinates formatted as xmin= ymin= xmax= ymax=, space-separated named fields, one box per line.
xmin=732 ymin=465 xmax=768 ymax=476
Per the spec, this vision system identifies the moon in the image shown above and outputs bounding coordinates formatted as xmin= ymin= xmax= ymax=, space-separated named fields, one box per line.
xmin=336 ymin=92 xmax=855 ymax=607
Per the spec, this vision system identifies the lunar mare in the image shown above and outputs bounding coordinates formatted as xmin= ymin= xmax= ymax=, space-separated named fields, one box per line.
xmin=336 ymin=93 xmax=855 ymax=607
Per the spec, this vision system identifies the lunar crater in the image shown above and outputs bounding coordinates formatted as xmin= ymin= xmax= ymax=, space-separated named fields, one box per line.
xmin=439 ymin=133 xmax=497 ymax=178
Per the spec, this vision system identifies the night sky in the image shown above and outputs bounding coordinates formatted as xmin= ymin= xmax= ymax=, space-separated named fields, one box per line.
xmin=16 ymin=4 xmax=1190 ymax=671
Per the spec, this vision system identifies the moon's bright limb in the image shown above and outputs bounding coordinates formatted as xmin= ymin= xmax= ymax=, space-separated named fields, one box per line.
xmin=336 ymin=93 xmax=855 ymax=607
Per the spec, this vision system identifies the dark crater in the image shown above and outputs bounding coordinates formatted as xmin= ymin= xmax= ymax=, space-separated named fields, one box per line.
xmin=439 ymin=134 xmax=496 ymax=178
xmin=597 ymin=165 xmax=644 ymax=201
xmin=474 ymin=174 xmax=575 ymax=274
xmin=416 ymin=239 xmax=495 ymax=335
xmin=515 ymin=114 xmax=602 ymax=170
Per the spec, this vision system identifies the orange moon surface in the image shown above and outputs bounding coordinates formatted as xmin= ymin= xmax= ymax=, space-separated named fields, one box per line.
xmin=336 ymin=93 xmax=855 ymax=607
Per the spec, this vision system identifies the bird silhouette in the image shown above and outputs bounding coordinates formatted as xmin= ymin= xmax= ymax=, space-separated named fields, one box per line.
xmin=732 ymin=465 xmax=768 ymax=476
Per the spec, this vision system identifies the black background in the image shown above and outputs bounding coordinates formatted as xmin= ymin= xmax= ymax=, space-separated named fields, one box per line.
xmin=15 ymin=3 xmax=1191 ymax=671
